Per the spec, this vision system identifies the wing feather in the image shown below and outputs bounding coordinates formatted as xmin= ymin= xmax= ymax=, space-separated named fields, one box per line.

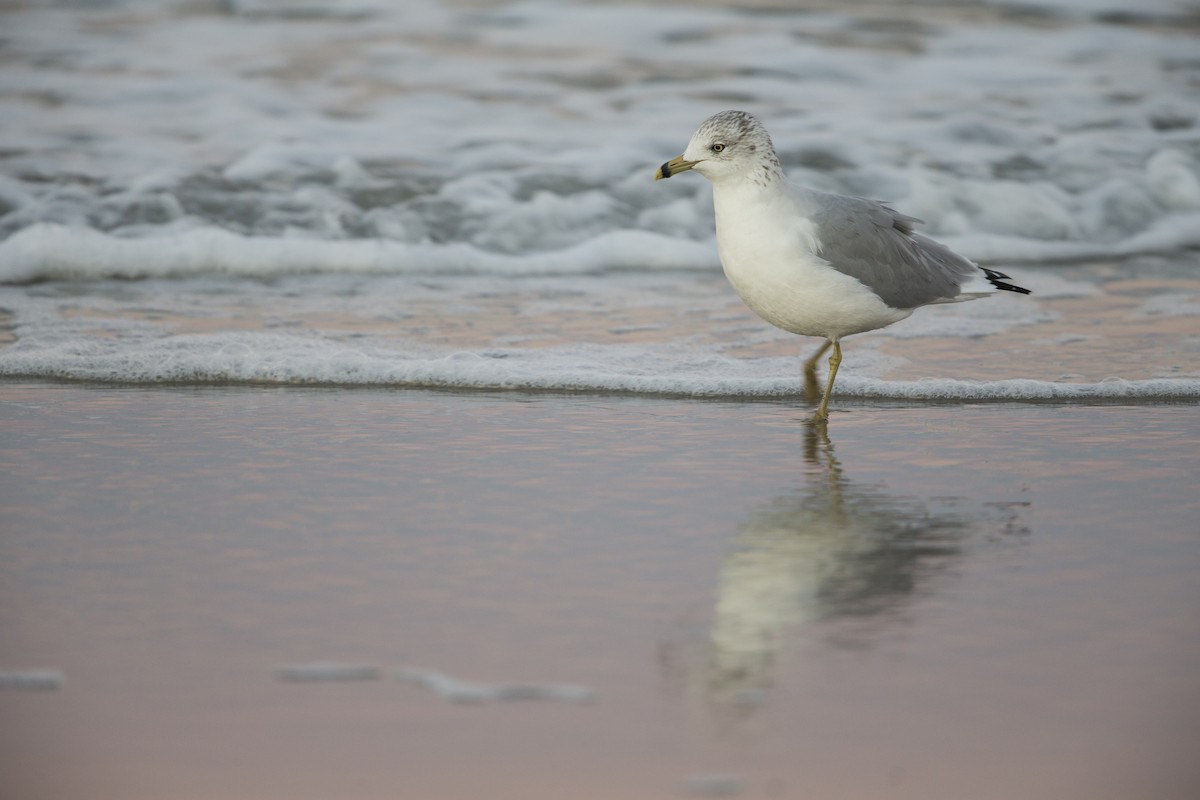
xmin=806 ymin=190 xmax=978 ymax=309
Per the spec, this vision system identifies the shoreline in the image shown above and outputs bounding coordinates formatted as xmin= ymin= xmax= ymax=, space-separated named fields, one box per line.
xmin=3 ymin=376 xmax=1199 ymax=404
xmin=2 ymin=261 xmax=1197 ymax=396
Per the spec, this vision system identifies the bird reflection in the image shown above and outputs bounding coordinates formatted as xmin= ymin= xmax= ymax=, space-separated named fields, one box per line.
xmin=703 ymin=423 xmax=976 ymax=724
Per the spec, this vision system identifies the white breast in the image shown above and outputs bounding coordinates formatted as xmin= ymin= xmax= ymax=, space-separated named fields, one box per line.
xmin=712 ymin=181 xmax=912 ymax=340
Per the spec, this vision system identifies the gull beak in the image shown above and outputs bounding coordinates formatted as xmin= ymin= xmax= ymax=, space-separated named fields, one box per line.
xmin=654 ymin=155 xmax=698 ymax=181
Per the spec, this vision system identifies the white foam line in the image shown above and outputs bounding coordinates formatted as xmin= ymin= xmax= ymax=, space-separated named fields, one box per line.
xmin=4 ymin=215 xmax=1199 ymax=284
xmin=835 ymin=375 xmax=1200 ymax=402
xmin=942 ymin=213 xmax=1200 ymax=263
xmin=0 ymin=224 xmax=717 ymax=284
xmin=0 ymin=336 xmax=1195 ymax=402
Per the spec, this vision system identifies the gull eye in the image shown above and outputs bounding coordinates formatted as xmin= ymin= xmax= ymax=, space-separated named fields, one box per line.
xmin=711 ymin=143 xmax=726 ymax=153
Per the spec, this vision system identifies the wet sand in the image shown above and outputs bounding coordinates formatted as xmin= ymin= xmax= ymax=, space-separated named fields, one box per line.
xmin=1 ymin=382 xmax=1198 ymax=800
xmin=15 ymin=257 xmax=1200 ymax=392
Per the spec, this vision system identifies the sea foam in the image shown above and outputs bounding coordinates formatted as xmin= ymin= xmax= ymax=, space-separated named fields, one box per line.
xmin=0 ymin=224 xmax=717 ymax=284
xmin=2 ymin=0 xmax=1199 ymax=276
xmin=0 ymin=324 xmax=1194 ymax=401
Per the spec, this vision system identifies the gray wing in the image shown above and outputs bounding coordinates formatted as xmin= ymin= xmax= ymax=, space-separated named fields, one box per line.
xmin=806 ymin=190 xmax=977 ymax=309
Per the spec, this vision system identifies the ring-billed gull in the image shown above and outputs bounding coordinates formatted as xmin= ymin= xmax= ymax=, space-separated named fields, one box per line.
xmin=655 ymin=110 xmax=1031 ymax=420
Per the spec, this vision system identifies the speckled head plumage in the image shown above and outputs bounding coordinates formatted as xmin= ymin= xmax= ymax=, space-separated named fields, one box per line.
xmin=654 ymin=110 xmax=783 ymax=185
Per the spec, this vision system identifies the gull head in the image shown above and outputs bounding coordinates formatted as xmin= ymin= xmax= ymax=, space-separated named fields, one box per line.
xmin=655 ymin=110 xmax=780 ymax=184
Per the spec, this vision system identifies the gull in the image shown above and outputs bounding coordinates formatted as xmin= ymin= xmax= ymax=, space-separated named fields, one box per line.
xmin=655 ymin=110 xmax=1030 ymax=421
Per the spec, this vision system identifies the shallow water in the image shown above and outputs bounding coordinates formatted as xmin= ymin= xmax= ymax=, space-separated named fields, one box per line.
xmin=1 ymin=383 xmax=1198 ymax=799
xmin=2 ymin=254 xmax=1197 ymax=398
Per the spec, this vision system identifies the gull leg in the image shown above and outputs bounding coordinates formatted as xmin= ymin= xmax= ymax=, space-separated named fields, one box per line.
xmin=802 ymin=340 xmax=833 ymax=403
xmin=814 ymin=340 xmax=842 ymax=421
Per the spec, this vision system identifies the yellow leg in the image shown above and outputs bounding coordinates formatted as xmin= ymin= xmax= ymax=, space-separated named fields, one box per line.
xmin=802 ymin=340 xmax=833 ymax=403
xmin=814 ymin=340 xmax=842 ymax=421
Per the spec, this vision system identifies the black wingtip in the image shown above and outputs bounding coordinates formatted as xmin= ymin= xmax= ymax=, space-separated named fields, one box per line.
xmin=982 ymin=267 xmax=1032 ymax=295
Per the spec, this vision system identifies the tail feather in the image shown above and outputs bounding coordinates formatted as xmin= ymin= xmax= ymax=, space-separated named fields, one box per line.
xmin=982 ymin=267 xmax=1031 ymax=295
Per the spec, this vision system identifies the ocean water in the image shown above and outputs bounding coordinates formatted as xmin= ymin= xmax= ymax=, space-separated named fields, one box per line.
xmin=1 ymin=0 xmax=1199 ymax=398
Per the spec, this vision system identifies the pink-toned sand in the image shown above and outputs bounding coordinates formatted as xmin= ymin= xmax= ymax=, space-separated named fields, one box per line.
xmin=1 ymin=383 xmax=1197 ymax=800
